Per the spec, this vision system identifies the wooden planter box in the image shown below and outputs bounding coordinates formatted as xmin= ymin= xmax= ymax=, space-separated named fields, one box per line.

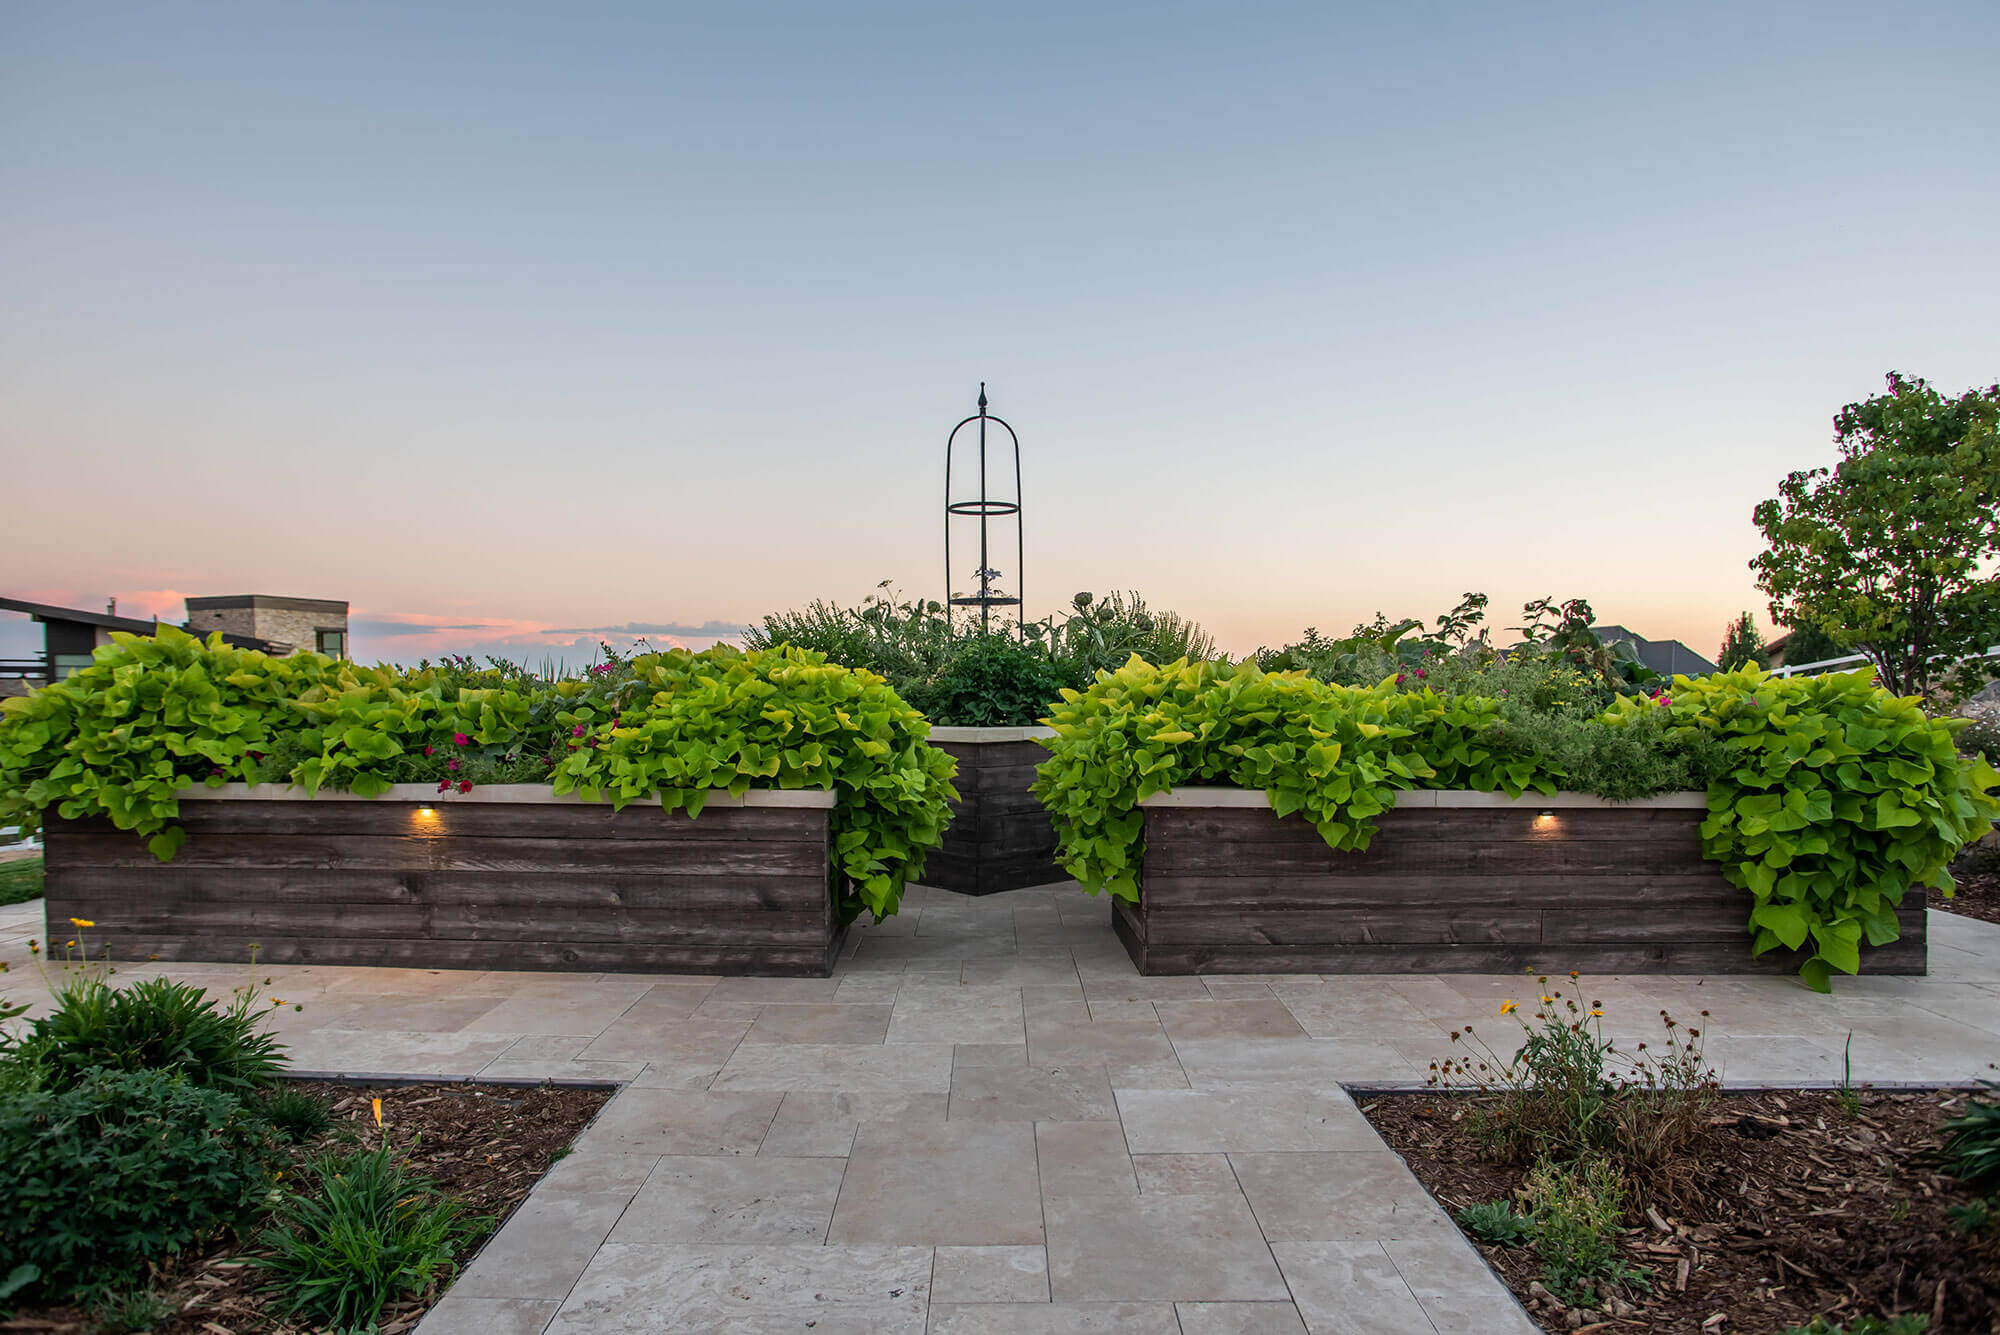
xmin=923 ymin=727 xmax=1064 ymax=896
xmin=42 ymin=784 xmax=846 ymax=977
xmin=1113 ymin=789 xmax=1927 ymax=976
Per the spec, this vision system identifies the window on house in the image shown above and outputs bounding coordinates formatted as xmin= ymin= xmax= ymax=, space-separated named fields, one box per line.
xmin=316 ymin=630 xmax=346 ymax=659
xmin=53 ymin=654 xmax=94 ymax=679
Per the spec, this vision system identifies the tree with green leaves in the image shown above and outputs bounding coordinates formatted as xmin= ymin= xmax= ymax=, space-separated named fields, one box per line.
xmin=1752 ymin=372 xmax=2000 ymax=698
xmin=1776 ymin=620 xmax=1845 ymax=669
xmin=1717 ymin=612 xmax=1767 ymax=672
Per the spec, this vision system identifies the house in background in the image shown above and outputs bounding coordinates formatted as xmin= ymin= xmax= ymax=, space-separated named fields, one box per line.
xmin=1589 ymin=624 xmax=1719 ymax=677
xmin=0 ymin=593 xmax=348 ymax=697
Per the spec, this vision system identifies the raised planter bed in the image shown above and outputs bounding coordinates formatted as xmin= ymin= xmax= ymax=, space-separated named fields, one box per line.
xmin=1113 ymin=788 xmax=1927 ymax=976
xmin=923 ymin=726 xmax=1064 ymax=896
xmin=42 ymin=784 xmax=846 ymax=976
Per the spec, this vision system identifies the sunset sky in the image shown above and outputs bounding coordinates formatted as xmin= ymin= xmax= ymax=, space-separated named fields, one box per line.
xmin=4 ymin=2 xmax=1996 ymax=667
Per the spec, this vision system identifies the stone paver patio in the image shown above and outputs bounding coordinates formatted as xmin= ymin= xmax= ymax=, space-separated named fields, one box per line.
xmin=4 ymin=887 xmax=1999 ymax=1333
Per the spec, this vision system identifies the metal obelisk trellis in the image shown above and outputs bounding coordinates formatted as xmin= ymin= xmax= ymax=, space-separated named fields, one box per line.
xmin=943 ymin=383 xmax=1024 ymax=636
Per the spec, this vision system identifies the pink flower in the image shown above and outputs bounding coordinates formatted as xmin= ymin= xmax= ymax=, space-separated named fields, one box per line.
xmin=572 ymin=724 xmax=587 ymax=737
xmin=1659 ymin=694 xmax=1671 ymax=706
xmin=1415 ymin=667 xmax=1427 ymax=679
xmin=424 ymin=745 xmax=434 ymax=756
xmin=458 ymin=780 xmax=473 ymax=794
xmin=453 ymin=733 xmax=470 ymax=746
xmin=1395 ymin=674 xmax=1406 ymax=685
xmin=447 ymin=758 xmax=460 ymax=772
xmin=436 ymin=779 xmax=450 ymax=794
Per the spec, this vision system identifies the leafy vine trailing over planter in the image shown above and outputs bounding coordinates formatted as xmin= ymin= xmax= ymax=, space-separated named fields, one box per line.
xmin=1030 ymin=656 xmax=1553 ymax=902
xmin=1605 ymin=666 xmax=2000 ymax=991
xmin=0 ymin=627 xmax=956 ymax=921
xmin=1034 ymin=657 xmax=1998 ymax=988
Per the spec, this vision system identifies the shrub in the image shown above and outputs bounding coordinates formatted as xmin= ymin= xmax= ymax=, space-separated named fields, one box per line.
xmin=1608 ymin=666 xmax=2000 ymax=990
xmin=18 ymin=976 xmax=286 ymax=1098
xmin=1522 ymin=1156 xmax=1637 ymax=1302
xmin=88 ymin=1287 xmax=176 ymax=1334
xmin=900 ymin=634 xmax=1068 ymax=729
xmin=258 ymin=1144 xmax=478 ymax=1331
xmin=0 ymin=1068 xmax=272 ymax=1298
xmin=258 ymin=1085 xmax=334 ymax=1143
xmin=1428 ymin=978 xmax=1717 ymax=1203
xmin=1941 ymin=1081 xmax=2000 ymax=1192
xmin=1455 ymin=1199 xmax=1530 ymax=1245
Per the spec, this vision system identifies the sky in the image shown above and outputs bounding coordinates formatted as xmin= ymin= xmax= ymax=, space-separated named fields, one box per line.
xmin=3 ymin=1 xmax=1997 ymax=667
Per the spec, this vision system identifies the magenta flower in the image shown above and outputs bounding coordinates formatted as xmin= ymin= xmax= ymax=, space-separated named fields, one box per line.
xmin=436 ymin=779 xmax=450 ymax=794
xmin=458 ymin=779 xmax=473 ymax=794
xmin=572 ymin=724 xmax=587 ymax=737
xmin=1395 ymin=673 xmax=1406 ymax=685
xmin=423 ymin=745 xmax=435 ymax=756
xmin=447 ymin=758 xmax=460 ymax=772
xmin=1415 ymin=667 xmax=1427 ymax=679
xmin=453 ymin=733 xmax=470 ymax=746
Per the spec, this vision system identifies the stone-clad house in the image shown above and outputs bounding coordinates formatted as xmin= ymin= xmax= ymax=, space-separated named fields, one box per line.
xmin=0 ymin=593 xmax=348 ymax=696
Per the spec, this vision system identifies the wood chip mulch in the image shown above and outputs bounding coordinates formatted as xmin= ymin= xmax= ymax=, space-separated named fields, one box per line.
xmin=1365 ymin=1089 xmax=2000 ymax=1335
xmin=6 ymin=1079 xmax=611 ymax=1335
xmin=1936 ymin=847 xmax=2000 ymax=926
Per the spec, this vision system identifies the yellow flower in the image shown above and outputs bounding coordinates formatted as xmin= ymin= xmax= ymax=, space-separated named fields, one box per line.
xmin=371 ymin=1097 xmax=384 ymax=1128
xmin=1540 ymin=995 xmax=1553 ymax=1004
xmin=1499 ymin=1000 xmax=1519 ymax=1014
xmin=69 ymin=917 xmax=95 ymax=928
xmin=1590 ymin=1008 xmax=1603 ymax=1017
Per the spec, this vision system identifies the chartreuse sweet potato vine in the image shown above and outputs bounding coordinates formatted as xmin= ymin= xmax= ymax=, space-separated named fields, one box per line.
xmin=1030 ymin=656 xmax=1553 ymax=903
xmin=1604 ymin=665 xmax=1999 ymax=991
xmin=1034 ymin=657 xmax=1998 ymax=990
xmin=0 ymin=629 xmax=955 ymax=921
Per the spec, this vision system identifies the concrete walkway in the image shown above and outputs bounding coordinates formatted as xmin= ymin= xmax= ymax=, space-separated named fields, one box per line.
xmin=3 ymin=889 xmax=1998 ymax=1334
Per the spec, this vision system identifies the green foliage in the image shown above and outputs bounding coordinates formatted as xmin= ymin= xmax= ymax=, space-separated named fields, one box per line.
xmin=1454 ymin=1199 xmax=1531 ymax=1245
xmin=0 ymin=636 xmax=955 ymax=923
xmin=88 ymin=1286 xmax=176 ymax=1334
xmin=1941 ymin=1081 xmax=2000 ymax=1193
xmin=1521 ymin=1156 xmax=1638 ymax=1302
xmin=1608 ymin=666 xmax=2000 ymax=989
xmin=258 ymin=1085 xmax=334 ymax=1143
xmin=1781 ymin=620 xmax=1849 ymax=668
xmin=0 ymin=1068 xmax=272 ymax=1299
xmin=1718 ymin=612 xmax=1769 ymax=672
xmin=1032 ymin=656 xmax=1550 ymax=901
xmin=1754 ymin=371 xmax=2000 ymax=699
xmin=1430 ymin=981 xmax=1717 ymax=1196
xmin=748 ymin=583 xmax=1221 ymax=725
xmin=1783 ymin=1317 xmax=1929 ymax=1335
xmin=0 ymin=856 xmax=40 ymax=906
xmin=17 ymin=976 xmax=286 ymax=1098
xmin=900 ymin=634 xmax=1068 ymax=728
xmin=0 ymin=623 xmax=341 ymax=855
xmin=1957 ymin=698 xmax=2000 ymax=762
xmin=547 ymin=646 xmax=956 ymax=920
xmin=257 ymin=1143 xmax=477 ymax=1332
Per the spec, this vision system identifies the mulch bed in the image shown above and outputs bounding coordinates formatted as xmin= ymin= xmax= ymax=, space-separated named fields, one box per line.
xmin=1365 ymin=1088 xmax=2000 ymax=1335
xmin=1936 ymin=846 xmax=2000 ymax=926
xmin=8 ymin=1079 xmax=611 ymax=1335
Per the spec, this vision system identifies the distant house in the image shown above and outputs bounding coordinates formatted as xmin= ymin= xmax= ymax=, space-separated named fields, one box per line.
xmin=0 ymin=593 xmax=348 ymax=696
xmin=1589 ymin=624 xmax=1718 ymax=677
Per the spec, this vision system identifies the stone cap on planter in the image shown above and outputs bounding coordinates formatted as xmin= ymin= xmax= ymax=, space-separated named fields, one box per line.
xmin=179 ymin=782 xmax=837 ymax=808
xmin=1139 ymin=787 xmax=1709 ymax=810
xmin=926 ymin=725 xmax=1057 ymax=743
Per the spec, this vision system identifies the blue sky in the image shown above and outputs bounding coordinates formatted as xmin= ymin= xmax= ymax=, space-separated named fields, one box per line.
xmin=3 ymin=1 xmax=1996 ymax=665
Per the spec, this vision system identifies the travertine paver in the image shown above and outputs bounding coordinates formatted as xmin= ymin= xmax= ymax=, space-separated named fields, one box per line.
xmin=4 ymin=888 xmax=1999 ymax=1333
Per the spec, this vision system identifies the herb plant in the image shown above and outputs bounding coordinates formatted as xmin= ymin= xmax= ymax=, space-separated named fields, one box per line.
xmin=0 ymin=1068 xmax=273 ymax=1299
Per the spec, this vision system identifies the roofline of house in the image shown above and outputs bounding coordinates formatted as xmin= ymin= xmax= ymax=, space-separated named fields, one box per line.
xmin=184 ymin=594 xmax=349 ymax=614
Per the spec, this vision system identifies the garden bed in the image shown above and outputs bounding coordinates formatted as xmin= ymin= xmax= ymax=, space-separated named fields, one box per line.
xmin=1365 ymin=1088 xmax=2000 ymax=1334
xmin=1937 ymin=846 xmax=2000 ymax=926
xmin=43 ymin=784 xmax=847 ymax=976
xmin=1114 ymin=789 xmax=1927 ymax=976
xmin=924 ymin=726 xmax=1062 ymax=896
xmin=11 ymin=1078 xmax=611 ymax=1335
